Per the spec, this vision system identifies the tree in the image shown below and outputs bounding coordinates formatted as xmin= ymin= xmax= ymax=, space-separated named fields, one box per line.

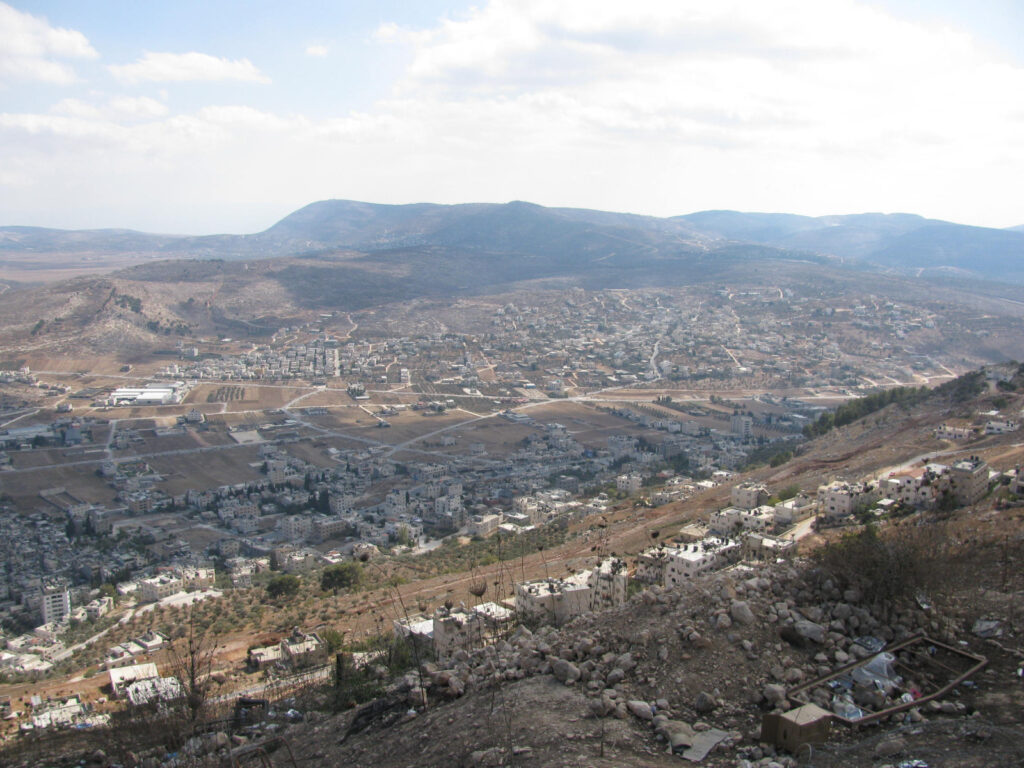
xmin=266 ymin=573 xmax=300 ymax=599
xmin=166 ymin=608 xmax=216 ymax=730
xmin=320 ymin=563 xmax=362 ymax=594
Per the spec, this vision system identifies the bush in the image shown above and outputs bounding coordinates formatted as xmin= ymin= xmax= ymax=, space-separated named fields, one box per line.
xmin=812 ymin=524 xmax=929 ymax=606
xmin=266 ymin=573 xmax=300 ymax=599
xmin=321 ymin=562 xmax=363 ymax=594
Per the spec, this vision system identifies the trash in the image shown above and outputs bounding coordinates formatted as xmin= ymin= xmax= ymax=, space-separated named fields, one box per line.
xmin=852 ymin=652 xmax=900 ymax=690
xmin=680 ymin=728 xmax=729 ymax=762
xmin=827 ymin=676 xmax=853 ymax=691
xmin=971 ymin=619 xmax=1003 ymax=639
xmin=853 ymin=636 xmax=886 ymax=654
xmin=896 ymin=760 xmax=929 ymax=768
xmin=284 ymin=708 xmax=303 ymax=721
xmin=831 ymin=696 xmax=865 ymax=721
xmin=916 ymin=594 xmax=932 ymax=610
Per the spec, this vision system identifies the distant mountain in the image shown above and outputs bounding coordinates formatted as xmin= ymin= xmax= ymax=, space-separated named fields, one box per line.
xmin=1007 ymin=224 xmax=1024 ymax=233
xmin=2 ymin=200 xmax=1022 ymax=284
xmin=676 ymin=210 xmax=1024 ymax=278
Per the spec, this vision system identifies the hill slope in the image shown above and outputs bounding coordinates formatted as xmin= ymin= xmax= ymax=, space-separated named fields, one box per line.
xmin=4 ymin=200 xmax=1023 ymax=283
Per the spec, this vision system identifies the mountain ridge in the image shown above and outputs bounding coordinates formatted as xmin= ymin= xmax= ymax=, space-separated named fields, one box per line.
xmin=2 ymin=200 xmax=1022 ymax=284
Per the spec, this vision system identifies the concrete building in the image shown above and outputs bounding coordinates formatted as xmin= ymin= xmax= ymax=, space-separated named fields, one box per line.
xmin=709 ymin=506 xmax=773 ymax=536
xmin=731 ymin=482 xmax=770 ymax=510
xmin=773 ymin=494 xmax=816 ymax=526
xmin=616 ymin=473 xmax=643 ymax=495
xmin=636 ymin=537 xmax=741 ymax=588
xmin=948 ymin=456 xmax=990 ymax=506
xmin=730 ymin=414 xmax=754 ymax=439
xmin=817 ymin=481 xmax=880 ymax=519
xmin=40 ymin=583 xmax=71 ymax=625
xmin=514 ymin=557 xmax=627 ymax=626
xmin=139 ymin=573 xmax=183 ymax=603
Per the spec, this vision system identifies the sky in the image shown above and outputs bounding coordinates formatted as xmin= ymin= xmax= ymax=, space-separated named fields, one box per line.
xmin=1 ymin=0 xmax=1022 ymax=234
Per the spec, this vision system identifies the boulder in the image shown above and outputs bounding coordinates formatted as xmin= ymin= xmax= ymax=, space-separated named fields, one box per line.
xmin=627 ymin=700 xmax=654 ymax=720
xmin=551 ymin=658 xmax=581 ymax=684
xmin=793 ymin=619 xmax=825 ymax=644
xmin=730 ymin=601 xmax=755 ymax=625
xmin=694 ymin=691 xmax=718 ymax=714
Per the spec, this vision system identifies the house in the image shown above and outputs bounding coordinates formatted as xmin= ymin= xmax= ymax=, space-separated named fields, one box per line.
xmin=743 ymin=532 xmax=797 ymax=561
xmin=109 ymin=663 xmax=159 ymax=697
xmin=249 ymin=628 xmax=327 ymax=670
xmin=126 ymin=676 xmax=184 ymax=707
xmin=773 ymin=494 xmax=816 ymax=526
xmin=281 ymin=628 xmax=327 ymax=668
xmin=731 ymin=482 xmax=770 ymax=510
xmin=984 ymin=419 xmax=1018 ymax=435
xmin=934 ymin=423 xmax=974 ymax=441
xmin=817 ymin=481 xmax=879 ymax=519
xmin=947 ymin=456 xmax=990 ymax=506
xmin=636 ymin=537 xmax=741 ymax=588
xmin=709 ymin=506 xmax=773 ymax=536
xmin=139 ymin=573 xmax=183 ymax=603
xmin=515 ymin=557 xmax=628 ymax=625
xmin=616 ymin=473 xmax=643 ymax=495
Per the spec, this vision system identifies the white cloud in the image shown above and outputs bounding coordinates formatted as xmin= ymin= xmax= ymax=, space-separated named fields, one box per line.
xmin=0 ymin=2 xmax=97 ymax=85
xmin=305 ymin=44 xmax=329 ymax=58
xmin=2 ymin=0 xmax=1024 ymax=231
xmin=51 ymin=95 xmax=168 ymax=121
xmin=108 ymin=96 xmax=169 ymax=119
xmin=108 ymin=51 xmax=270 ymax=84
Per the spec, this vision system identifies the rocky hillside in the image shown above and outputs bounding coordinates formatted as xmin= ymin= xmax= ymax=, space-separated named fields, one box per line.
xmin=10 ymin=516 xmax=1023 ymax=768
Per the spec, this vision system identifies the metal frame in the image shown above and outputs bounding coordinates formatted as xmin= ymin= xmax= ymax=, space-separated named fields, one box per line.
xmin=785 ymin=633 xmax=987 ymax=726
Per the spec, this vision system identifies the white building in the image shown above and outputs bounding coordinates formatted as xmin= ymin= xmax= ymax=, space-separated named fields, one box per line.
xmin=730 ymin=414 xmax=754 ymax=439
xmin=985 ymin=419 xmax=1018 ymax=435
xmin=139 ymin=573 xmax=183 ymax=603
xmin=636 ymin=537 xmax=741 ymax=588
xmin=514 ymin=557 xmax=628 ymax=625
xmin=731 ymin=482 xmax=770 ymax=510
xmin=708 ymin=506 xmax=773 ymax=536
xmin=616 ymin=473 xmax=643 ymax=495
xmin=817 ymin=481 xmax=880 ymax=518
xmin=773 ymin=494 xmax=816 ymax=526
xmin=40 ymin=584 xmax=71 ymax=625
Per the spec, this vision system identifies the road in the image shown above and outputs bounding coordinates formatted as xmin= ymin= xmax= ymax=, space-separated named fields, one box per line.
xmin=648 ymin=340 xmax=662 ymax=381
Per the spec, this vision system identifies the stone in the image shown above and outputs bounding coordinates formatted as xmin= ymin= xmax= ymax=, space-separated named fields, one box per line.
xmin=793 ymin=619 xmax=825 ymax=644
xmin=588 ymin=696 xmax=615 ymax=718
xmin=628 ymin=700 xmax=654 ymax=720
xmin=616 ymin=652 xmax=637 ymax=671
xmin=607 ymin=667 xmax=625 ymax=686
xmin=551 ymin=658 xmax=581 ymax=684
xmin=783 ymin=667 xmax=804 ymax=684
xmin=694 ymin=691 xmax=718 ymax=714
xmin=470 ymin=747 xmax=505 ymax=767
xmin=873 ymin=736 xmax=907 ymax=757
xmin=731 ymin=600 xmax=755 ymax=625
xmin=763 ymin=684 xmax=787 ymax=706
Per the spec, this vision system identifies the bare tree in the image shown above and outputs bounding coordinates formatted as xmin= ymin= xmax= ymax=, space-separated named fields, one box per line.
xmin=165 ymin=607 xmax=216 ymax=730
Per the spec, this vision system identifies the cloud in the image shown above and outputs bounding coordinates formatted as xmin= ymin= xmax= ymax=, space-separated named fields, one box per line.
xmin=108 ymin=51 xmax=270 ymax=84
xmin=305 ymin=44 xmax=329 ymax=58
xmin=0 ymin=2 xmax=98 ymax=85
xmin=51 ymin=95 xmax=168 ymax=120
xmin=108 ymin=96 xmax=169 ymax=118
xmin=2 ymin=1 xmax=1024 ymax=232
